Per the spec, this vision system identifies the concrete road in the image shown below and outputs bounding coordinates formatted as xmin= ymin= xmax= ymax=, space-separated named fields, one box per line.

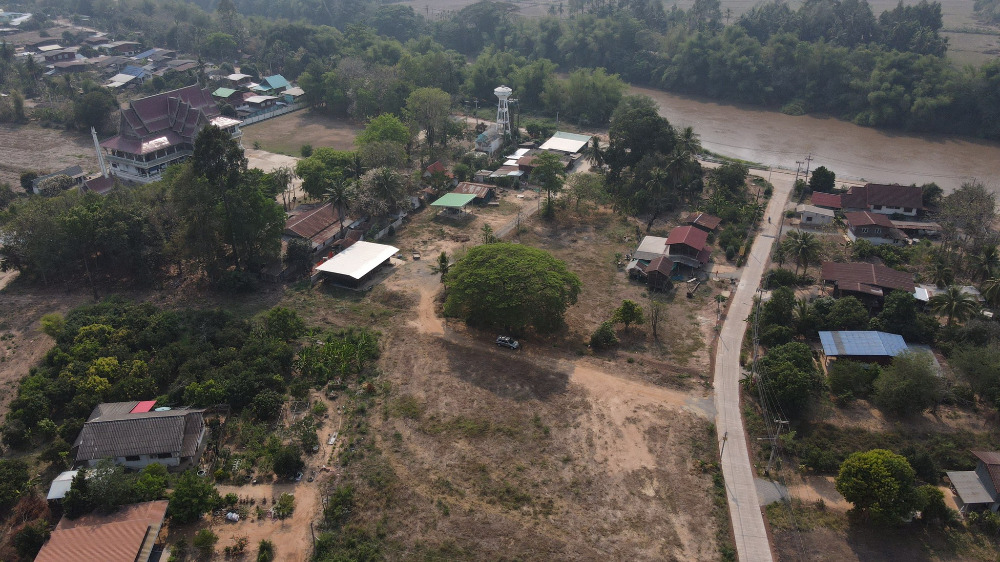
xmin=713 ymin=168 xmax=795 ymax=562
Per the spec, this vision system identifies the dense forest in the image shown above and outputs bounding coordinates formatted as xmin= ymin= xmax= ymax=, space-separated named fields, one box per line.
xmin=9 ymin=0 xmax=1000 ymax=138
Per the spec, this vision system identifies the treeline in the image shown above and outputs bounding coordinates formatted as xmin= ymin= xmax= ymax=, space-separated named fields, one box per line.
xmin=0 ymin=126 xmax=287 ymax=288
xmin=17 ymin=0 xmax=1000 ymax=136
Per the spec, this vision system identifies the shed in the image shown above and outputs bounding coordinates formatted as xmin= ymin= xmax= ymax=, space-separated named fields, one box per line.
xmin=539 ymin=131 xmax=592 ymax=154
xmin=645 ymin=256 xmax=674 ymax=292
xmin=47 ymin=470 xmax=79 ymax=501
xmin=684 ymin=212 xmax=722 ymax=232
xmin=819 ymin=330 xmax=908 ymax=364
xmin=431 ymin=192 xmax=476 ymax=211
xmin=634 ymin=235 xmax=668 ymax=262
xmin=315 ymin=241 xmax=398 ymax=289
xmin=453 ymin=182 xmax=495 ymax=204
xmin=947 ymin=451 xmax=1000 ymax=514
xmin=796 ymin=204 xmax=835 ymax=226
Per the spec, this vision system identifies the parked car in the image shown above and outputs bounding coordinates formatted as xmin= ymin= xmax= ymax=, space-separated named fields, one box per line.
xmin=496 ymin=336 xmax=520 ymax=349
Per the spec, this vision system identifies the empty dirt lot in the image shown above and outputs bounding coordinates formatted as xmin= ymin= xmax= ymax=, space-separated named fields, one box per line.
xmin=0 ymin=124 xmax=98 ymax=189
xmin=240 ymin=111 xmax=363 ymax=156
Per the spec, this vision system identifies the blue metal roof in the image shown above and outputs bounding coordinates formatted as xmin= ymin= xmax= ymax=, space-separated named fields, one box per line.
xmin=132 ymin=48 xmax=157 ymax=59
xmin=120 ymin=65 xmax=148 ymax=77
xmin=819 ymin=331 xmax=908 ymax=357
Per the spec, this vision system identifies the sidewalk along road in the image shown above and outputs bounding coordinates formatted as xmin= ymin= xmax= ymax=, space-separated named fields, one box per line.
xmin=713 ymin=168 xmax=795 ymax=562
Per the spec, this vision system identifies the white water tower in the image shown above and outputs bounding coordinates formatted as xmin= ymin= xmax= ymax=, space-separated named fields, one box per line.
xmin=494 ymin=85 xmax=512 ymax=137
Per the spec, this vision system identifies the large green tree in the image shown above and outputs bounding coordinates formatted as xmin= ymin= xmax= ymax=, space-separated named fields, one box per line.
xmin=168 ymin=470 xmax=221 ymax=524
xmin=530 ymin=151 xmax=565 ymax=216
xmin=444 ymin=243 xmax=581 ymax=333
xmin=873 ymin=351 xmax=942 ymax=416
xmin=355 ymin=113 xmax=412 ymax=147
xmin=756 ymin=342 xmax=823 ymax=418
xmin=405 ymin=87 xmax=451 ymax=148
xmin=835 ymin=449 xmax=919 ymax=524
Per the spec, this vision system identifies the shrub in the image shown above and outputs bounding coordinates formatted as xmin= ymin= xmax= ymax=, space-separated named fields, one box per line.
xmin=764 ymin=268 xmax=798 ymax=289
xmin=760 ymin=325 xmax=793 ymax=347
xmin=193 ymin=529 xmax=218 ymax=556
xmin=828 ymin=360 xmax=880 ymax=404
xmin=300 ymin=144 xmax=313 ymax=157
xmin=257 ymin=539 xmax=275 ymax=562
xmin=873 ymin=351 xmax=942 ymax=417
xmin=590 ymin=322 xmax=619 ymax=351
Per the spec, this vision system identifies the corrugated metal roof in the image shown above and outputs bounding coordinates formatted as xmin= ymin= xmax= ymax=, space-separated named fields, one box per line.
xmin=75 ymin=402 xmax=205 ymax=461
xmin=665 ymin=226 xmax=709 ymax=251
xmin=453 ymin=182 xmax=493 ymax=199
xmin=845 ymin=211 xmax=893 ymax=228
xmin=973 ymin=451 xmax=1000 ymax=495
xmin=947 ymin=471 xmax=995 ymax=505
xmin=810 ymin=192 xmax=842 ymax=209
xmin=316 ymin=241 xmax=398 ymax=280
xmin=431 ymin=193 xmax=476 ymax=208
xmin=821 ymin=261 xmax=915 ymax=294
xmin=684 ymin=212 xmax=722 ymax=230
xmin=819 ymin=331 xmax=908 ymax=357
xmin=46 ymin=470 xmax=79 ymax=500
xmin=35 ymin=501 xmax=168 ymax=562
xmin=843 ymin=183 xmax=923 ymax=210
xmin=796 ymin=204 xmax=835 ymax=217
xmin=634 ymin=236 xmax=668 ymax=261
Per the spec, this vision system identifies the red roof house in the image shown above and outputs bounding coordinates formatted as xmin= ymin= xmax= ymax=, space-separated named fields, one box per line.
xmin=845 ymin=211 xmax=906 ymax=246
xmin=820 ymin=261 xmax=915 ymax=298
xmin=841 ymin=183 xmax=923 ymax=216
xmin=35 ymin=501 xmax=168 ymax=562
xmin=811 ymin=191 xmax=843 ymax=209
xmin=452 ymin=182 xmax=495 ymax=204
xmin=665 ymin=226 xmax=711 ymax=268
xmin=285 ymin=202 xmax=345 ymax=252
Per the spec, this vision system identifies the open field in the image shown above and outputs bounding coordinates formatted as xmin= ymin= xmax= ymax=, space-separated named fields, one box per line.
xmin=240 ymin=111 xmax=363 ymax=156
xmin=0 ymin=123 xmax=99 ymax=190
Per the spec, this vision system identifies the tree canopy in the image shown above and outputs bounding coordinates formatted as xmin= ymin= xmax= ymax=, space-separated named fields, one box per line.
xmin=873 ymin=351 xmax=942 ymax=416
xmin=835 ymin=449 xmax=919 ymax=524
xmin=444 ymin=243 xmax=581 ymax=333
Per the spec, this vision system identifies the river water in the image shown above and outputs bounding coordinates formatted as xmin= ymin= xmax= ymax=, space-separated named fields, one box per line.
xmin=630 ymin=85 xmax=1000 ymax=193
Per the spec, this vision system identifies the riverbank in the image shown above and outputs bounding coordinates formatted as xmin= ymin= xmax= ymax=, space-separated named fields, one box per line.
xmin=632 ymin=85 xmax=1000 ymax=193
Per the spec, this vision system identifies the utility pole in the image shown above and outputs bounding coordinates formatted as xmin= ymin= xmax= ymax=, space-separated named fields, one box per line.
xmin=765 ymin=420 xmax=790 ymax=475
xmin=803 ymin=153 xmax=813 ymax=184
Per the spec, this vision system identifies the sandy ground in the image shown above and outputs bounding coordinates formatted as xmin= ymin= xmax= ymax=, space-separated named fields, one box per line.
xmin=240 ymin=111 xmax=362 ymax=156
xmin=0 ymin=124 xmax=99 ymax=190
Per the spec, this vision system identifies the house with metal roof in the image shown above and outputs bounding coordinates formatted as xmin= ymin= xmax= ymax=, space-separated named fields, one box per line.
xmin=633 ymin=235 xmax=668 ymax=262
xmin=284 ymin=202 xmax=347 ymax=254
xmin=820 ymin=261 xmax=915 ymax=300
xmin=841 ymin=183 xmax=923 ymax=217
xmin=72 ymin=401 xmax=207 ymax=470
xmin=947 ymin=451 xmax=1000 ymax=514
xmin=845 ymin=211 xmax=907 ymax=246
xmin=35 ymin=500 xmax=168 ymax=562
xmin=31 ymin=165 xmax=85 ymax=194
xmin=818 ymin=331 xmax=908 ymax=365
xmin=665 ymin=226 xmax=711 ymax=268
xmin=796 ymin=204 xmax=835 ymax=226
xmin=452 ymin=182 xmax=495 ymax=204
xmin=810 ymin=191 xmax=843 ymax=210
xmin=254 ymin=74 xmax=290 ymax=94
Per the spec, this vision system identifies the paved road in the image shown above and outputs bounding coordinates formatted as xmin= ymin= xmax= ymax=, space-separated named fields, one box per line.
xmin=713 ymin=168 xmax=795 ymax=562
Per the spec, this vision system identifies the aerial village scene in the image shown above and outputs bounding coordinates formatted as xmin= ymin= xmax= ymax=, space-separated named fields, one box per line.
xmin=4 ymin=0 xmax=1000 ymax=561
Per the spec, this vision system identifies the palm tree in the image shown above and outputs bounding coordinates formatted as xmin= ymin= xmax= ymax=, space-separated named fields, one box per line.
xmin=347 ymin=152 xmax=366 ymax=180
xmin=929 ymin=256 xmax=954 ymax=289
xmin=782 ymin=231 xmax=822 ymax=276
xmin=585 ymin=137 xmax=605 ymax=170
xmin=793 ymin=297 xmax=812 ymax=336
xmin=982 ymin=277 xmax=1000 ymax=309
xmin=929 ymin=285 xmax=981 ymax=326
xmin=322 ymin=174 xmax=353 ymax=240
xmin=970 ymin=245 xmax=1000 ymax=282
xmin=676 ymin=126 xmax=702 ymax=157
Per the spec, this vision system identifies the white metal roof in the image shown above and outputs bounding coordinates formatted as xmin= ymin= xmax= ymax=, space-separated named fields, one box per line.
xmin=47 ymin=470 xmax=79 ymax=500
xmin=210 ymin=116 xmax=242 ymax=128
xmin=283 ymin=87 xmax=305 ymax=96
xmin=796 ymin=204 xmax=835 ymax=217
xmin=316 ymin=241 xmax=398 ymax=280
xmin=634 ymin=235 xmax=668 ymax=261
xmin=539 ymin=131 xmax=592 ymax=154
xmin=244 ymin=95 xmax=276 ymax=104
xmin=947 ymin=471 xmax=995 ymax=505
xmin=227 ymin=73 xmax=252 ymax=80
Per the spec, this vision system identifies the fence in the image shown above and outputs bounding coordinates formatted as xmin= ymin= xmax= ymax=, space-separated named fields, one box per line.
xmin=240 ymin=102 xmax=305 ymax=126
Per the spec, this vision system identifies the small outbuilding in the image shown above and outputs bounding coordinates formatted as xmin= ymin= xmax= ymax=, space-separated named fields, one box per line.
xmin=539 ymin=131 xmax=592 ymax=155
xmin=452 ymin=182 xmax=496 ymax=205
xmin=431 ymin=192 xmax=476 ymax=216
xmin=947 ymin=450 xmax=1000 ymax=514
xmin=684 ymin=212 xmax=722 ymax=232
xmin=796 ymin=204 xmax=835 ymax=226
xmin=645 ymin=256 xmax=675 ymax=292
xmin=819 ymin=330 xmax=908 ymax=365
xmin=315 ymin=241 xmax=399 ymax=289
xmin=46 ymin=470 xmax=79 ymax=501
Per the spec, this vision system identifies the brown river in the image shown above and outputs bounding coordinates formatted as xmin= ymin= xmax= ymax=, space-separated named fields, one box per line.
xmin=630 ymin=85 xmax=1000 ymax=193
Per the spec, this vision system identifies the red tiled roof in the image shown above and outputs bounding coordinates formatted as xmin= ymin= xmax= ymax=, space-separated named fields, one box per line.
xmin=453 ymin=182 xmax=493 ymax=199
xmin=285 ymin=203 xmax=341 ymax=240
xmin=842 ymin=183 xmax=923 ymax=211
xmin=425 ymin=160 xmax=447 ymax=174
xmin=35 ymin=501 xmax=168 ymax=562
xmin=665 ymin=225 xmax=709 ymax=251
xmin=684 ymin=212 xmax=722 ymax=231
xmin=84 ymin=175 xmax=116 ymax=195
xmin=845 ymin=211 xmax=894 ymax=228
xmin=811 ymin=191 xmax=842 ymax=209
xmin=821 ymin=261 xmax=915 ymax=294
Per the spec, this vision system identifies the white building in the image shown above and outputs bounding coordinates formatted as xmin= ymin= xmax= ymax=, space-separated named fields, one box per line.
xmin=796 ymin=204 xmax=835 ymax=226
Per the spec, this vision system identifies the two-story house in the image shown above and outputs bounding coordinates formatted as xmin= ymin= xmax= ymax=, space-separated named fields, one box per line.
xmin=845 ymin=211 xmax=907 ymax=246
xmin=841 ymin=183 xmax=923 ymax=217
